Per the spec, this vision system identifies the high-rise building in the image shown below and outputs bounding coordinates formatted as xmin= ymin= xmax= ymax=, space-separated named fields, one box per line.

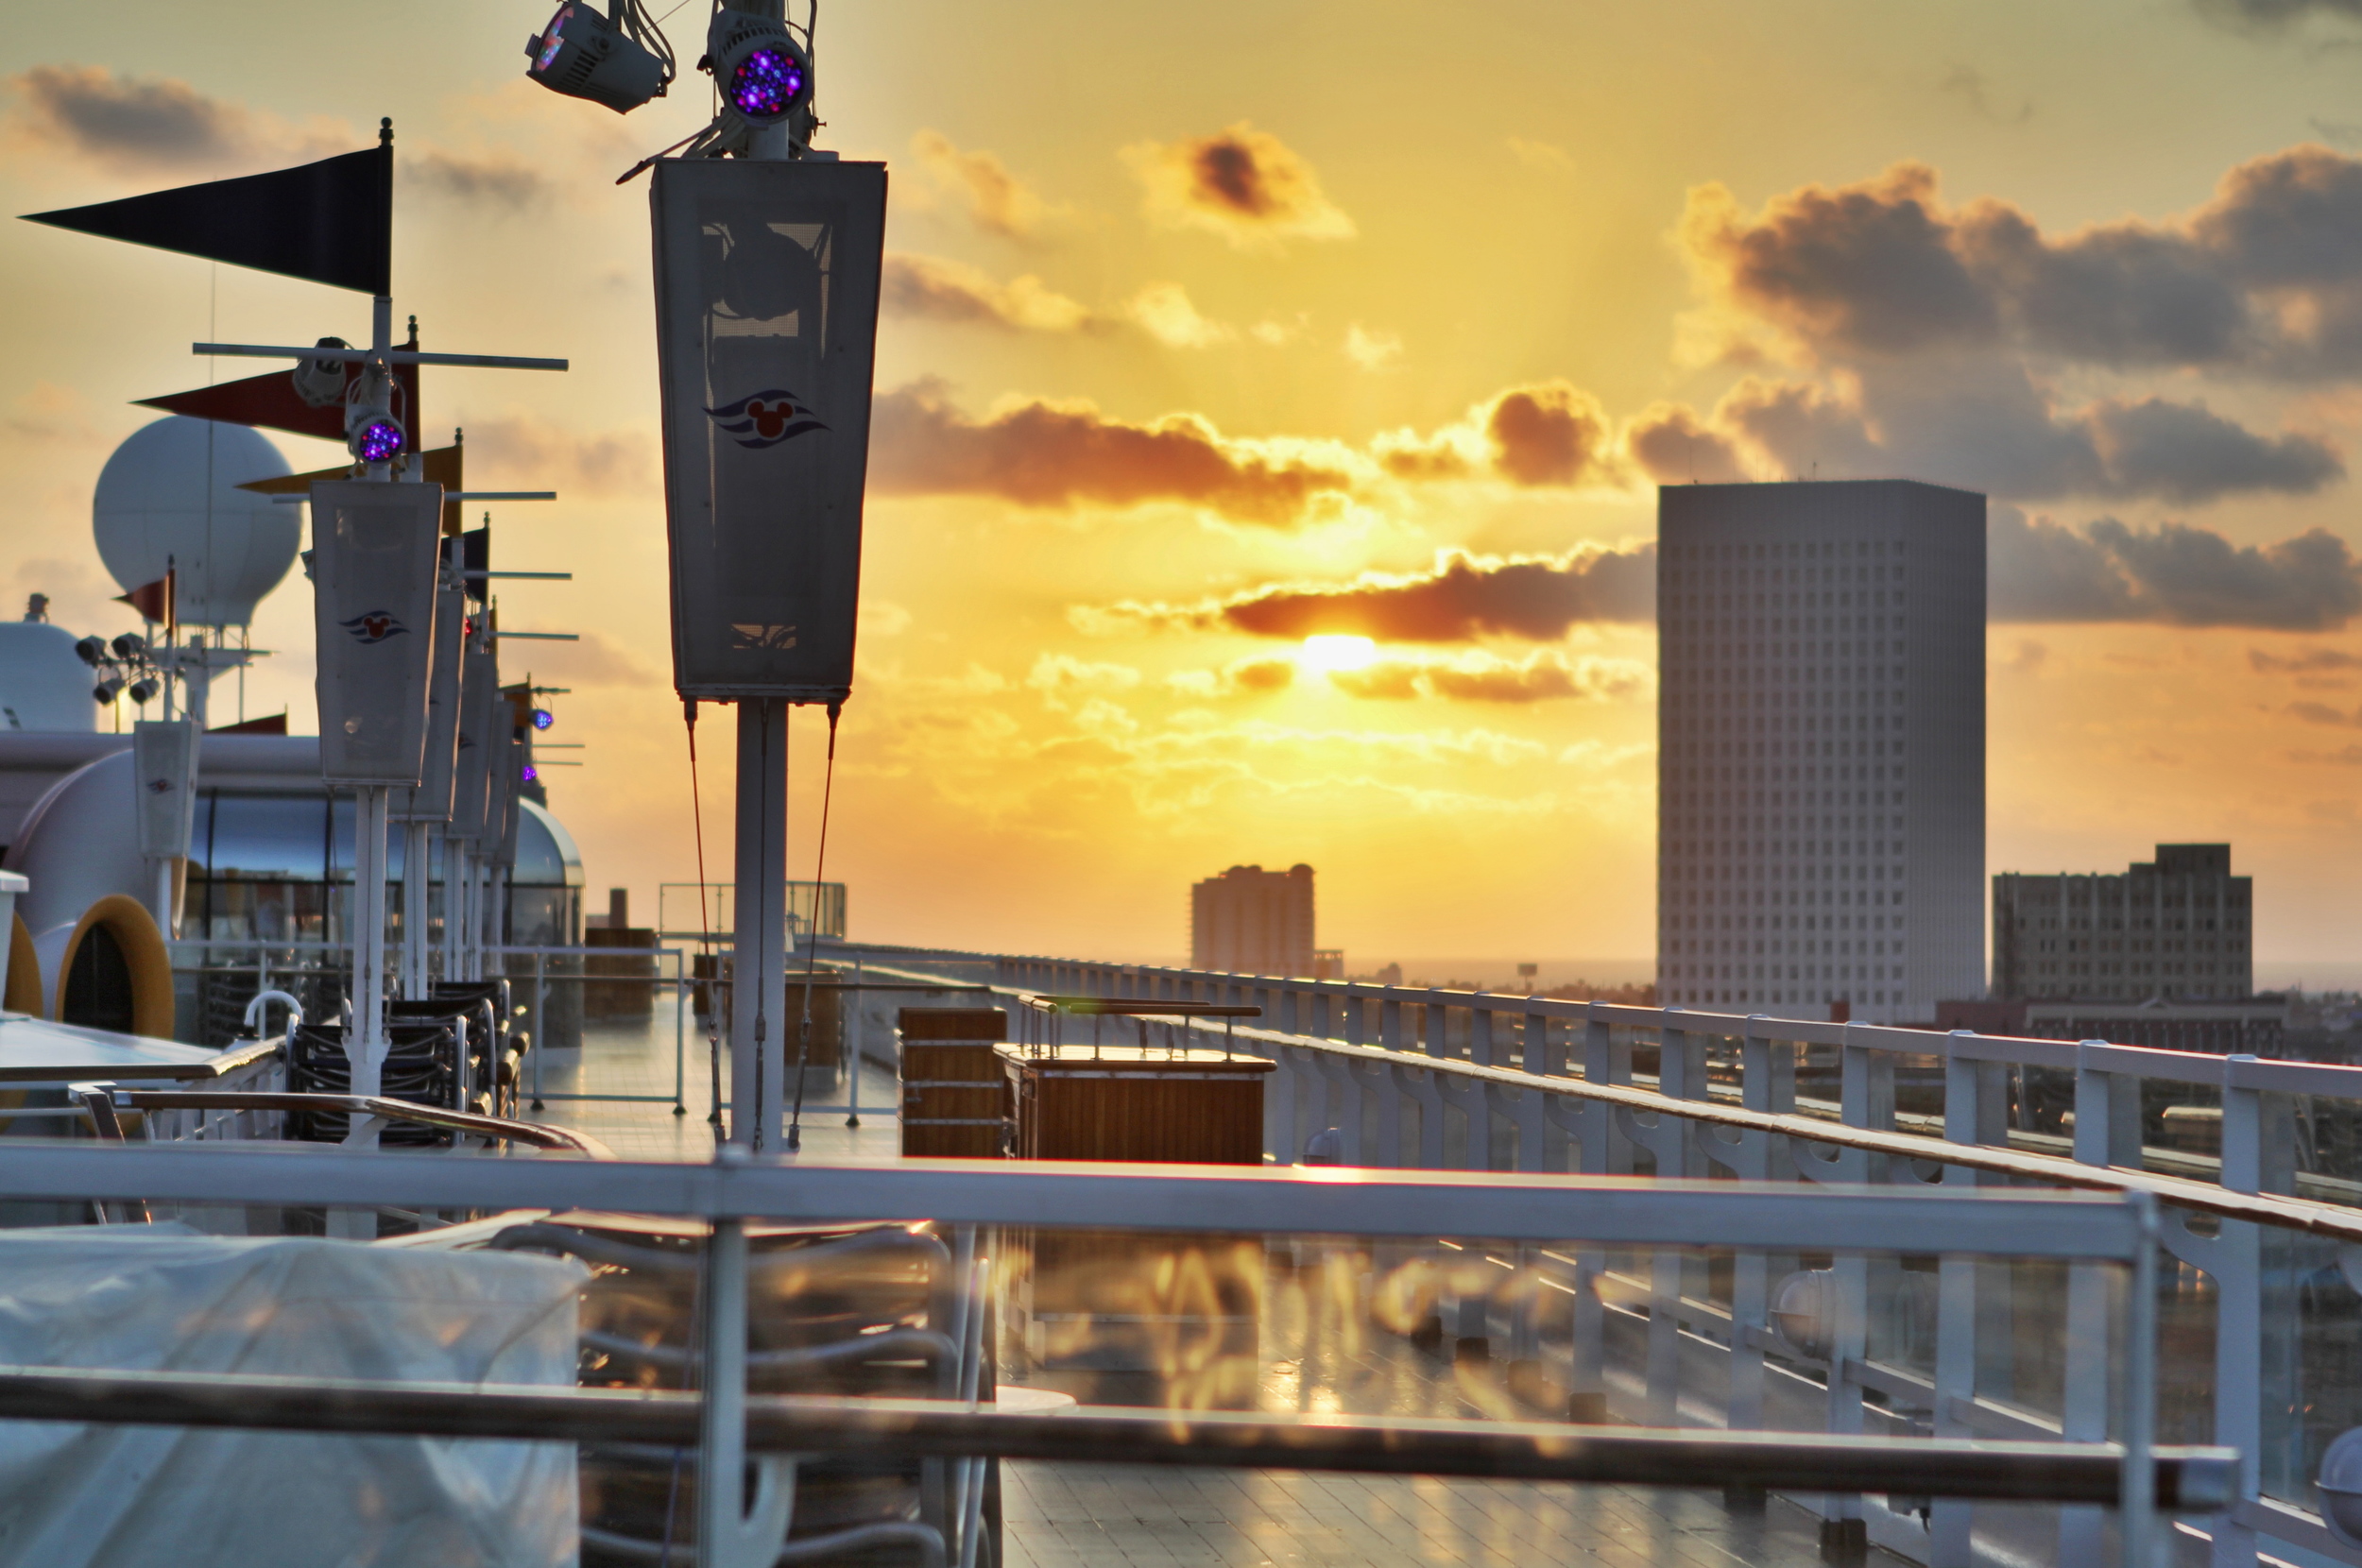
xmin=1191 ymin=863 xmax=1315 ymax=977
xmin=1992 ymin=844 xmax=2252 ymax=1001
xmin=1656 ymin=480 xmax=1985 ymax=1024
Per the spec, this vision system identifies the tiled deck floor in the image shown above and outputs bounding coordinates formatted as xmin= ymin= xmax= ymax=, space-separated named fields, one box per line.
xmin=543 ymin=997 xmax=1905 ymax=1568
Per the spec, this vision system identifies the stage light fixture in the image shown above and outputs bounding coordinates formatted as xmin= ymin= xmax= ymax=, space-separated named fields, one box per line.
xmin=705 ymin=9 xmax=812 ymax=126
xmin=93 ymin=675 xmax=125 ymax=705
xmin=348 ymin=408 xmax=407 ymax=465
xmin=128 ymin=677 xmax=160 ymax=706
xmin=292 ymin=336 xmax=351 ymax=408
xmin=531 ymin=707 xmax=555 ymax=730
xmin=521 ymin=762 xmax=540 ymax=783
xmin=526 ymin=1 xmax=672 ymax=113
xmin=111 ymin=633 xmax=145 ymax=660
xmin=73 ymin=636 xmax=106 ymax=667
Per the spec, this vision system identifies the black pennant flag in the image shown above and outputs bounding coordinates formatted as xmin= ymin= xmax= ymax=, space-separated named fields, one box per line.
xmin=21 ymin=136 xmax=391 ymax=296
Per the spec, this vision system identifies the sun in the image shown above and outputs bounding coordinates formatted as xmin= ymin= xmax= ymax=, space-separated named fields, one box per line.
xmin=1299 ymin=635 xmax=1378 ymax=673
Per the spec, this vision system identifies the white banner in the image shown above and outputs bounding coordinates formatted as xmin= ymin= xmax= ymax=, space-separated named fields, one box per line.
xmin=309 ymin=482 xmax=443 ymax=785
xmin=651 ymin=159 xmax=886 ymax=702
xmin=395 ymin=548 xmax=467 ymax=823
xmin=448 ymin=624 xmax=499 ymax=843
xmin=130 ymin=720 xmax=197 ymax=860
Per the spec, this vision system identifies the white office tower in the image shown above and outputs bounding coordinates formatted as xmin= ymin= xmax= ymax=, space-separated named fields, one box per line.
xmin=1656 ymin=480 xmax=1984 ymax=1024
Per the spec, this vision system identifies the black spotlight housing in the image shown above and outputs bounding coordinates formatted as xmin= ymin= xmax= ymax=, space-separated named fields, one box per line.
xmin=73 ymin=636 xmax=106 ymax=667
xmin=527 ymin=2 xmax=670 ymax=113
xmin=93 ymin=675 xmax=125 ymax=706
xmin=128 ymin=677 xmax=160 ymax=706
xmin=111 ymin=633 xmax=145 ymax=660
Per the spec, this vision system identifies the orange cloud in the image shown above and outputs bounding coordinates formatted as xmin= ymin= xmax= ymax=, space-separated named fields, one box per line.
xmin=881 ymin=253 xmax=1093 ymax=332
xmin=1123 ymin=122 xmax=1356 ymax=248
xmin=1088 ymin=546 xmax=1658 ymax=642
xmin=868 ymin=381 xmax=1358 ymax=525
xmin=1331 ymin=650 xmax=1652 ymax=704
xmin=910 ymin=129 xmax=1062 ymax=238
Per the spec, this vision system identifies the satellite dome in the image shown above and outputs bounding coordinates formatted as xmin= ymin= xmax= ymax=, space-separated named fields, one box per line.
xmin=0 ymin=615 xmax=95 ymax=732
xmin=92 ymin=417 xmax=299 ymax=628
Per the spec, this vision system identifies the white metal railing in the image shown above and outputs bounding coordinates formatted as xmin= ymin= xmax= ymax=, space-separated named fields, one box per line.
xmin=0 ymin=1142 xmax=2211 ymax=1568
xmin=821 ymin=938 xmax=2362 ymax=1568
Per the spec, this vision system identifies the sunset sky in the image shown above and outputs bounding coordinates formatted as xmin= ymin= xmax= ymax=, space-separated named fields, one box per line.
xmin=5 ymin=0 xmax=2362 ymax=976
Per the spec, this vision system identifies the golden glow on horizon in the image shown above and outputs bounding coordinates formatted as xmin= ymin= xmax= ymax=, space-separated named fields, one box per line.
xmin=1298 ymin=635 xmax=1378 ymax=674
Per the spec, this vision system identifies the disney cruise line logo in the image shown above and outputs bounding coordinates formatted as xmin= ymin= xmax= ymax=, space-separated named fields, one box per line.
xmin=706 ymin=389 xmax=827 ymax=449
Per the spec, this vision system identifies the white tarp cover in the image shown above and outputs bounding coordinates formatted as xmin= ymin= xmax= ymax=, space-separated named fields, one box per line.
xmin=0 ymin=1226 xmax=587 ymax=1567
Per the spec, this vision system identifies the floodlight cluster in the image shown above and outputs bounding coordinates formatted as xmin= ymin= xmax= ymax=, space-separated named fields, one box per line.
xmin=352 ymin=418 xmax=406 ymax=465
xmin=727 ymin=47 xmax=805 ymax=119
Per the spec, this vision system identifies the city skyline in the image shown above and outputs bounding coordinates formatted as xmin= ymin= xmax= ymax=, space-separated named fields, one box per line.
xmin=8 ymin=3 xmax=2362 ymax=966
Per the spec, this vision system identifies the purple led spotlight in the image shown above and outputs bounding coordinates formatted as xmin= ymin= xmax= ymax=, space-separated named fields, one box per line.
xmin=351 ymin=418 xmax=405 ymax=465
xmin=728 ymin=47 xmax=806 ymax=120
xmin=522 ymin=763 xmax=540 ymax=783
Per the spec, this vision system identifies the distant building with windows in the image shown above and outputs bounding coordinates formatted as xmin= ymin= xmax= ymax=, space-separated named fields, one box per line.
xmin=1191 ymin=863 xmax=1316 ymax=978
xmin=1656 ymin=480 xmax=1986 ymax=1026
xmin=1991 ymin=844 xmax=2253 ymax=1001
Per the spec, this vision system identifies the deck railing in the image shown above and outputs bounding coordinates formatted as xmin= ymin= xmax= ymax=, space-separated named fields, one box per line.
xmin=819 ymin=938 xmax=2362 ymax=1568
xmin=0 ymin=1142 xmax=2215 ymax=1568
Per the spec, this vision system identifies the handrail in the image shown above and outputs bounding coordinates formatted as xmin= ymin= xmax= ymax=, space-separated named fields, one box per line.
xmin=101 ymin=1090 xmax=612 ymax=1158
xmin=830 ymin=939 xmax=2319 ymax=1082
xmin=848 ymin=956 xmax=2362 ymax=1251
xmin=0 ymin=1363 xmax=2238 ymax=1507
xmin=1025 ymin=997 xmax=1260 ymax=1017
xmin=1212 ymin=1021 xmax=2362 ymax=1247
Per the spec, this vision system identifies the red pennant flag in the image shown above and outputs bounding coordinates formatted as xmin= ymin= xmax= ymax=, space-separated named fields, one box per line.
xmin=117 ymin=571 xmax=173 ymax=628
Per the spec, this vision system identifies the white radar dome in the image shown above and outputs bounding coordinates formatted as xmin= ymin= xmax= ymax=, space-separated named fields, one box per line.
xmin=93 ymin=416 xmax=299 ymax=628
xmin=0 ymin=618 xmax=95 ymax=732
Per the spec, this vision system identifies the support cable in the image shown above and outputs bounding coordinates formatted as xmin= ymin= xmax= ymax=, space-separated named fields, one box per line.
xmin=685 ymin=699 xmax=725 ymax=1141
xmin=785 ymin=703 xmax=841 ymax=1154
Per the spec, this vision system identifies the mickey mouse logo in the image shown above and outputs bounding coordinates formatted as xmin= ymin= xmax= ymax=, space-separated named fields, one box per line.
xmin=340 ymin=611 xmax=408 ymax=644
xmin=706 ymin=389 xmax=828 ymax=450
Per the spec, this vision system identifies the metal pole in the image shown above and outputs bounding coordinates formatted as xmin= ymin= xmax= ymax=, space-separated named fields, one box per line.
xmin=697 ymin=1209 xmax=750 ymax=1568
xmin=439 ymin=837 xmax=460 ymax=987
xmin=729 ymin=698 xmax=788 ymax=1149
xmin=531 ymin=948 xmax=545 ymax=1111
xmin=402 ymin=820 xmax=429 ymax=997
xmin=675 ymin=947 xmax=689 ymax=1116
xmin=2121 ymin=1193 xmax=2161 ymax=1568
xmin=345 ymin=784 xmax=389 ymax=1145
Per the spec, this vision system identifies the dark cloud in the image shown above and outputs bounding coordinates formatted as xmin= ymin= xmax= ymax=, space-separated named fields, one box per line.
xmin=1686 ymin=163 xmax=1995 ymax=357
xmin=1686 ymin=363 xmax=2341 ymax=503
xmin=406 ymin=149 xmax=549 ymax=208
xmin=2084 ymin=396 xmax=2341 ymax=501
xmin=2196 ymin=0 xmax=2362 ymax=31
xmin=1124 ymin=122 xmax=1355 ymax=247
xmin=4 ymin=65 xmax=338 ymax=174
xmin=1684 ymin=146 xmax=2362 ymax=379
xmin=869 ymin=381 xmax=1355 ymax=526
xmin=2289 ymin=700 xmax=2362 ymax=724
xmin=1627 ymin=403 xmax=1750 ymax=484
xmin=1486 ymin=383 xmax=1614 ymax=486
xmin=1096 ymin=547 xmax=1656 ymax=642
xmin=2251 ymin=646 xmax=2362 ymax=672
xmin=1990 ymin=506 xmax=2362 ymax=627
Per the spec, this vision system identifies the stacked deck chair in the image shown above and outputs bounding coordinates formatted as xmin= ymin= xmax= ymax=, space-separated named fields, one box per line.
xmin=284 ymin=1021 xmax=458 ymax=1145
xmin=388 ymin=997 xmax=500 ymax=1118
xmin=432 ymin=980 xmax=526 ymax=1116
xmin=488 ymin=1214 xmax=1001 ymax=1567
